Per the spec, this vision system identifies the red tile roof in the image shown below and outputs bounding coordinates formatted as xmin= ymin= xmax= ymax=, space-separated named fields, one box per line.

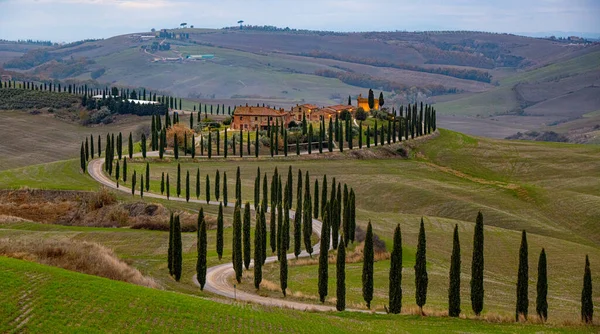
xmin=234 ymin=106 xmax=286 ymax=116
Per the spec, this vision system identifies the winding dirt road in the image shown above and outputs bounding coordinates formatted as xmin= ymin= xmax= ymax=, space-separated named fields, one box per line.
xmin=87 ymin=155 xmax=339 ymax=311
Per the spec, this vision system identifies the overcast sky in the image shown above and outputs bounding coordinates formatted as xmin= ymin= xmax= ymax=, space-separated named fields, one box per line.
xmin=1 ymin=0 xmax=599 ymax=42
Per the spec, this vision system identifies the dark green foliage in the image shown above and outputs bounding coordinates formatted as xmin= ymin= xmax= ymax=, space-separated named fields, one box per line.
xmin=303 ymin=171 xmax=313 ymax=256
xmin=414 ymin=218 xmax=428 ymax=314
xmin=217 ymin=203 xmax=224 ymax=260
xmin=448 ymin=224 xmax=461 ymax=317
xmin=293 ymin=202 xmax=302 ymax=259
xmin=215 ymin=170 xmax=221 ymax=201
xmin=276 ymin=203 xmax=283 ymax=261
xmin=254 ymin=208 xmax=263 ymax=290
xmin=362 ymin=221 xmax=374 ymax=309
xmin=166 ymin=174 xmax=170 ymax=199
xmin=80 ymin=142 xmax=86 ymax=173
xmin=516 ymin=230 xmax=529 ymax=321
xmin=161 ymin=172 xmax=164 ymax=194
xmin=321 ymin=175 xmax=327 ymax=219
xmin=280 ymin=206 xmax=289 ymax=297
xmin=195 ymin=168 xmax=200 ymax=199
xmin=205 ymin=174 xmax=210 ymax=204
xmin=141 ymin=133 xmax=147 ymax=158
xmin=581 ymin=255 xmax=593 ymax=324
xmin=236 ymin=166 xmax=242 ymax=203
xmin=176 ymin=163 xmax=181 ymax=197
xmin=173 ymin=215 xmax=183 ymax=282
xmin=283 ymin=204 xmax=290 ymax=251
xmin=471 ymin=211 xmax=485 ymax=316
xmin=254 ymin=174 xmax=260 ymax=210
xmin=168 ymin=213 xmax=174 ymax=276
xmin=313 ymin=179 xmax=319 ymax=219
xmin=260 ymin=205 xmax=268 ymax=265
xmin=536 ymin=248 xmax=548 ymax=321
xmin=223 ymin=172 xmax=228 ymax=207
xmin=368 ymin=89 xmax=374 ymax=110
xmin=270 ymin=203 xmax=277 ymax=254
xmin=349 ymin=190 xmax=356 ymax=243
xmin=197 ymin=208 xmax=207 ymax=290
xmin=185 ymin=170 xmax=190 ymax=202
xmin=389 ymin=224 xmax=402 ymax=314
xmin=243 ymin=202 xmax=251 ymax=270
xmin=123 ymin=158 xmax=127 ymax=183
xmin=232 ymin=202 xmax=243 ymax=283
xmin=131 ymin=171 xmax=136 ymax=196
xmin=145 ymin=162 xmax=150 ymax=191
xmin=262 ymin=174 xmax=268 ymax=214
xmin=318 ymin=205 xmax=330 ymax=303
xmin=140 ymin=175 xmax=144 ymax=198
xmin=336 ymin=240 xmax=346 ymax=311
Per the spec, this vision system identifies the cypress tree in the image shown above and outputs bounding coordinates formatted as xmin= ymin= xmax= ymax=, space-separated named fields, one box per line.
xmin=415 ymin=218 xmax=428 ymax=315
xmin=321 ymin=175 xmax=327 ymax=219
xmin=254 ymin=209 xmax=263 ymax=289
xmin=243 ymin=202 xmax=251 ymax=270
xmin=146 ymin=162 xmax=150 ymax=191
xmin=166 ymin=174 xmax=170 ymax=199
xmin=318 ymin=204 xmax=331 ymax=303
xmin=197 ymin=208 xmax=207 ymax=290
xmin=262 ymin=174 xmax=268 ymax=214
xmin=176 ymin=163 xmax=181 ymax=197
xmin=131 ymin=171 xmax=136 ymax=196
xmin=313 ymin=179 xmax=319 ymax=219
xmin=85 ymin=138 xmax=89 ymax=161
xmin=90 ymin=135 xmax=94 ymax=158
xmin=270 ymin=202 xmax=277 ymax=254
xmin=255 ymin=127 xmax=259 ymax=157
xmin=217 ymin=202 xmax=224 ymax=260
xmin=224 ymin=129 xmax=228 ymax=158
xmin=260 ymin=204 xmax=268 ymax=265
xmin=294 ymin=198 xmax=302 ymax=259
xmin=80 ymin=142 xmax=86 ymax=173
xmin=581 ymin=255 xmax=593 ymax=324
xmin=141 ymin=133 xmax=147 ymax=158
xmin=276 ymin=203 xmax=283 ymax=260
xmin=448 ymin=224 xmax=461 ymax=317
xmin=123 ymin=158 xmax=127 ymax=183
xmin=215 ymin=170 xmax=221 ymax=201
xmin=389 ymin=224 xmax=402 ymax=314
xmin=205 ymin=174 xmax=210 ymax=204
xmin=196 ymin=168 xmax=200 ymax=199
xmin=283 ymin=204 xmax=290 ymax=251
xmin=208 ymin=132 xmax=212 ymax=159
xmin=223 ymin=172 xmax=228 ymax=207
xmin=336 ymin=240 xmax=346 ymax=311
xmin=286 ymin=166 xmax=293 ymax=209
xmin=516 ymin=230 xmax=529 ymax=321
xmin=366 ymin=126 xmax=371 ymax=148
xmin=232 ymin=202 xmax=243 ymax=283
xmin=191 ymin=134 xmax=196 ymax=158
xmin=349 ymin=190 xmax=356 ymax=243
xmin=280 ymin=207 xmax=289 ymax=297
xmin=173 ymin=215 xmax=183 ymax=281
xmin=185 ymin=170 xmax=190 ymax=202
xmin=254 ymin=169 xmax=260 ymax=210
xmin=115 ymin=160 xmax=120 ymax=187
xmin=362 ymin=221 xmax=374 ymax=309
xmin=359 ymin=122 xmax=363 ymax=149
xmin=168 ymin=213 xmax=174 ymax=276
xmin=471 ymin=211 xmax=485 ymax=316
xmin=328 ymin=118 xmax=333 ymax=152
xmin=536 ymin=248 xmax=548 ymax=322
xmin=303 ymin=171 xmax=313 ymax=256
xmin=161 ymin=172 xmax=165 ymax=194
xmin=236 ymin=166 xmax=242 ymax=203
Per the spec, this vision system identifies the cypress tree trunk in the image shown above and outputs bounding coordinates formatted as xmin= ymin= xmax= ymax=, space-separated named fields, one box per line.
xmin=388 ymin=224 xmax=402 ymax=314
xmin=243 ymin=202 xmax=251 ymax=270
xmin=581 ymin=255 xmax=594 ymax=324
xmin=232 ymin=203 xmax=243 ymax=283
xmin=336 ymin=241 xmax=346 ymax=311
xmin=318 ymin=205 xmax=331 ymax=303
xmin=414 ymin=218 xmax=428 ymax=315
xmin=471 ymin=211 xmax=485 ymax=316
xmin=362 ymin=221 xmax=374 ymax=309
xmin=168 ymin=213 xmax=174 ymax=276
xmin=516 ymin=230 xmax=529 ymax=321
xmin=197 ymin=208 xmax=207 ymax=290
xmin=280 ymin=207 xmax=289 ymax=297
xmin=536 ymin=248 xmax=548 ymax=322
xmin=217 ymin=203 xmax=224 ymax=260
xmin=448 ymin=224 xmax=461 ymax=317
xmin=254 ymin=209 xmax=263 ymax=290
xmin=173 ymin=215 xmax=183 ymax=281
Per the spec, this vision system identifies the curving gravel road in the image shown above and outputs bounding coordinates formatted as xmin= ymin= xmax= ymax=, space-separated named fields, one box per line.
xmin=87 ymin=154 xmax=342 ymax=312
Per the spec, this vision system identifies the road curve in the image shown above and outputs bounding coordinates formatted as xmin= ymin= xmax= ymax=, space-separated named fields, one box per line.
xmin=87 ymin=154 xmax=346 ymax=312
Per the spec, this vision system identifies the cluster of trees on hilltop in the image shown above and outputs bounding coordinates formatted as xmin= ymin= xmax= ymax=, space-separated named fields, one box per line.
xmin=0 ymin=39 xmax=55 ymax=46
xmin=300 ymin=50 xmax=492 ymax=83
xmin=221 ymin=25 xmax=347 ymax=36
xmin=314 ymin=69 xmax=458 ymax=96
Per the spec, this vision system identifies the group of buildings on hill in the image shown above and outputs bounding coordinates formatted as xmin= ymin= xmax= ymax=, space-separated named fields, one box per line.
xmin=230 ymin=94 xmax=378 ymax=130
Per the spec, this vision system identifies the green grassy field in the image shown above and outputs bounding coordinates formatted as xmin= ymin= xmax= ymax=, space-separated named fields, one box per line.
xmin=1 ymin=256 xmax=594 ymax=333
xmin=2 ymin=128 xmax=599 ymax=325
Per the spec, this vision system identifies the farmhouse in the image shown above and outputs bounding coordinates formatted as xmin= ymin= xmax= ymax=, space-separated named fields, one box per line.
xmin=231 ymin=105 xmax=291 ymax=130
xmin=290 ymin=104 xmax=319 ymax=122
xmin=356 ymin=94 xmax=378 ymax=111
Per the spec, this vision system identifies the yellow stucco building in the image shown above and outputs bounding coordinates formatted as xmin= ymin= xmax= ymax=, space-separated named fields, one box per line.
xmin=356 ymin=93 xmax=379 ymax=111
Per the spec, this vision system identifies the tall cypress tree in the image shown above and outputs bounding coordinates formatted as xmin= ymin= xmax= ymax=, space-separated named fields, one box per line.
xmin=415 ymin=218 xmax=428 ymax=315
xmin=254 ymin=168 xmax=260 ymax=210
xmin=313 ymin=179 xmax=319 ymax=219
xmin=294 ymin=202 xmax=302 ymax=259
xmin=318 ymin=205 xmax=331 ymax=303
xmin=321 ymin=175 xmax=327 ymax=219
xmin=254 ymin=208 xmax=263 ymax=289
xmin=471 ymin=211 xmax=485 ymax=316
xmin=336 ymin=240 xmax=346 ymax=311
xmin=215 ymin=170 xmax=221 ymax=201
xmin=205 ymin=174 xmax=210 ymax=204
xmin=217 ymin=202 xmax=224 ymax=260
xmin=349 ymin=190 xmax=356 ymax=243
xmin=173 ymin=215 xmax=183 ymax=281
xmin=161 ymin=172 xmax=165 ymax=194
xmin=196 ymin=168 xmax=200 ymax=199
xmin=448 ymin=224 xmax=461 ymax=317
xmin=276 ymin=203 xmax=283 ymax=261
xmin=280 ymin=207 xmax=289 ymax=297
xmin=243 ymin=202 xmax=251 ymax=270
xmin=236 ymin=166 xmax=242 ymax=203
xmin=389 ymin=224 xmax=402 ymax=314
xmin=146 ymin=162 xmax=150 ymax=191
xmin=167 ymin=213 xmax=174 ymax=276
xmin=223 ymin=172 xmax=228 ymax=207
xmin=123 ymin=158 xmax=127 ymax=183
xmin=166 ymin=173 xmax=170 ymax=199
xmin=516 ymin=230 xmax=529 ymax=321
xmin=581 ymin=255 xmax=593 ymax=324
xmin=362 ymin=221 xmax=374 ymax=309
xmin=80 ymin=142 xmax=86 ymax=173
xmin=197 ymin=208 xmax=207 ymax=290
xmin=262 ymin=174 xmax=268 ymax=214
xmin=303 ymin=171 xmax=313 ymax=256
xmin=185 ymin=170 xmax=190 ymax=202
xmin=232 ymin=202 xmax=243 ymax=283
xmin=176 ymin=163 xmax=181 ymax=197
xmin=270 ymin=202 xmax=277 ymax=254
xmin=90 ymin=135 xmax=94 ymax=158
xmin=536 ymin=248 xmax=548 ymax=322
